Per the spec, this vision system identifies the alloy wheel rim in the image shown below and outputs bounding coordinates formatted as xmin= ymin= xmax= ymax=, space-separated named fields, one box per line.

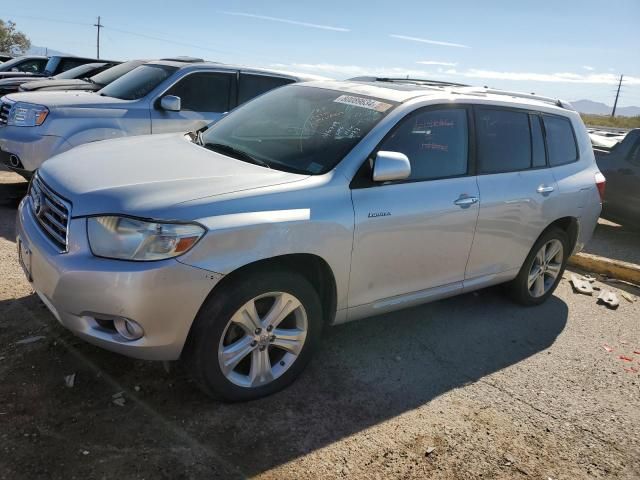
xmin=218 ymin=292 xmax=308 ymax=388
xmin=528 ymin=239 xmax=563 ymax=298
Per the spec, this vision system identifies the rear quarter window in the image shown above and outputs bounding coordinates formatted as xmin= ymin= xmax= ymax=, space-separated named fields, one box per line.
xmin=238 ymin=74 xmax=294 ymax=105
xmin=543 ymin=115 xmax=578 ymax=166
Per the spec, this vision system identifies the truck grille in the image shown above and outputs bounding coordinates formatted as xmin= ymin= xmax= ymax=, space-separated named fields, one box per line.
xmin=0 ymin=99 xmax=12 ymax=125
xmin=29 ymin=174 xmax=71 ymax=252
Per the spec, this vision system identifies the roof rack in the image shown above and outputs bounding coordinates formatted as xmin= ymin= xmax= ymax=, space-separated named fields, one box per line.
xmin=159 ymin=56 xmax=205 ymax=63
xmin=463 ymin=87 xmax=574 ymax=110
xmin=348 ymin=76 xmax=470 ymax=87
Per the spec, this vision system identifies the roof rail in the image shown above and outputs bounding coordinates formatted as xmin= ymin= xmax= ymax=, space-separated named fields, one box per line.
xmin=348 ymin=76 xmax=470 ymax=87
xmin=159 ymin=56 xmax=205 ymax=63
xmin=464 ymin=87 xmax=574 ymax=110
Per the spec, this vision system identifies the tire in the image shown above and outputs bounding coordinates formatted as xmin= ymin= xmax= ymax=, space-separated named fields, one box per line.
xmin=182 ymin=269 xmax=323 ymax=401
xmin=508 ymin=227 xmax=569 ymax=306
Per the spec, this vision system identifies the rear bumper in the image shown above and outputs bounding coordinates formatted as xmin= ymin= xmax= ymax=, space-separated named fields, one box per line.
xmin=16 ymin=197 xmax=223 ymax=360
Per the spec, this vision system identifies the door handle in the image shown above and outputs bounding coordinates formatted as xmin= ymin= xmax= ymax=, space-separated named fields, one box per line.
xmin=536 ymin=185 xmax=554 ymax=194
xmin=454 ymin=196 xmax=479 ymax=207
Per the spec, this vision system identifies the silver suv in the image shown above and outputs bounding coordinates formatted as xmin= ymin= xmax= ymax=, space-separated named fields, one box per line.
xmin=0 ymin=58 xmax=319 ymax=177
xmin=16 ymin=79 xmax=604 ymax=401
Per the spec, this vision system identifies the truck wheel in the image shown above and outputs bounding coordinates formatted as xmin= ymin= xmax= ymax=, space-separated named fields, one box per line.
xmin=183 ymin=270 xmax=323 ymax=401
xmin=508 ymin=227 xmax=569 ymax=306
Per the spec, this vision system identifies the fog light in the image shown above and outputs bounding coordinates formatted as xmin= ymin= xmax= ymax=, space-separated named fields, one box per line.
xmin=113 ymin=317 xmax=144 ymax=341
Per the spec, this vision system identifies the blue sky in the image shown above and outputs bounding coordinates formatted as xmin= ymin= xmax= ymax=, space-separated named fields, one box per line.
xmin=4 ymin=0 xmax=640 ymax=107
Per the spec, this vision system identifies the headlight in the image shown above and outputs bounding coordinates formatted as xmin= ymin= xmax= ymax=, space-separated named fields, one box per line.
xmin=87 ymin=216 xmax=205 ymax=261
xmin=7 ymin=102 xmax=49 ymax=127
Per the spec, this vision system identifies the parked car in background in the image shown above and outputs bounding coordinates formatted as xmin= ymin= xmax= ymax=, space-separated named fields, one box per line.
xmin=593 ymin=128 xmax=640 ymax=227
xmin=0 ymin=58 xmax=321 ymax=177
xmin=0 ymin=56 xmax=48 ymax=77
xmin=0 ymin=55 xmax=108 ymax=82
xmin=19 ymin=60 xmax=145 ymax=93
xmin=15 ymin=80 xmax=603 ymax=400
xmin=0 ymin=54 xmax=13 ymax=63
xmin=0 ymin=61 xmax=119 ymax=96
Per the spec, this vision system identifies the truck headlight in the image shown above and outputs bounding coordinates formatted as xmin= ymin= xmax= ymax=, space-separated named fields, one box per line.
xmin=87 ymin=216 xmax=205 ymax=261
xmin=7 ymin=102 xmax=49 ymax=127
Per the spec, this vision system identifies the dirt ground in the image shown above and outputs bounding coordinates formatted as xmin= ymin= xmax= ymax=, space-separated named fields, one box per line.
xmin=1 ymin=171 xmax=639 ymax=479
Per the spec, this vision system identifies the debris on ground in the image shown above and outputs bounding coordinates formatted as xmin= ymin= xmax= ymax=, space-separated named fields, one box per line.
xmin=621 ymin=292 xmax=637 ymax=303
xmin=134 ymin=385 xmax=141 ymax=392
xmin=64 ymin=373 xmax=76 ymax=388
xmin=15 ymin=335 xmax=45 ymax=345
xmin=583 ymin=274 xmax=597 ymax=283
xmin=81 ymin=450 xmax=90 ymax=456
xmin=619 ymin=355 xmax=633 ymax=362
xmin=503 ymin=453 xmax=516 ymax=466
xmin=570 ymin=274 xmax=594 ymax=295
xmin=602 ymin=344 xmax=614 ymax=353
xmin=425 ymin=446 xmax=436 ymax=456
xmin=112 ymin=391 xmax=126 ymax=407
xmin=623 ymin=367 xmax=638 ymax=373
xmin=597 ymin=290 xmax=620 ymax=309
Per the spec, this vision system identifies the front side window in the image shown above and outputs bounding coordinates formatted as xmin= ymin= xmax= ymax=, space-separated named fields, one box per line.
xmin=379 ymin=108 xmax=468 ymax=181
xmin=238 ymin=74 xmax=294 ymax=105
xmin=165 ymin=72 xmax=233 ymax=112
xmin=543 ymin=115 xmax=578 ymax=166
xmin=99 ymin=64 xmax=177 ymax=100
xmin=200 ymin=85 xmax=396 ymax=174
xmin=477 ymin=108 xmax=531 ymax=174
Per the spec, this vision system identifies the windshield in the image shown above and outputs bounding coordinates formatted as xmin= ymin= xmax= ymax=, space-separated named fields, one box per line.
xmin=53 ymin=63 xmax=102 ymax=80
xmin=98 ymin=64 xmax=177 ymax=100
xmin=91 ymin=60 xmax=145 ymax=86
xmin=200 ymin=85 xmax=396 ymax=175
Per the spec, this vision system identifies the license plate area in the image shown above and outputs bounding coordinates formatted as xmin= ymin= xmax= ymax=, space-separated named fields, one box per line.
xmin=17 ymin=236 xmax=32 ymax=282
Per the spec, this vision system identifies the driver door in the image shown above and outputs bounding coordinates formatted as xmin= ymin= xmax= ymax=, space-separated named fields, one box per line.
xmin=151 ymin=71 xmax=235 ymax=134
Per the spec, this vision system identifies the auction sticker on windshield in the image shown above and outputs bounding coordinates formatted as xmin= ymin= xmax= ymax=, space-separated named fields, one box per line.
xmin=334 ymin=95 xmax=393 ymax=112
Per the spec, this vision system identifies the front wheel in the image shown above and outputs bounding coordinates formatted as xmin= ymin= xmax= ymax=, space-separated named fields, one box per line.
xmin=183 ymin=270 xmax=323 ymax=401
xmin=508 ymin=227 xmax=569 ymax=306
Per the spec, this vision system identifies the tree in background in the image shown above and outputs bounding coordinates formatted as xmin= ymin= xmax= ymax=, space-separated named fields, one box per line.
xmin=0 ymin=20 xmax=31 ymax=55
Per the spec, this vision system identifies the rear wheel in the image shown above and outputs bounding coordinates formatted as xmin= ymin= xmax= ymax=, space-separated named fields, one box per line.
xmin=508 ymin=227 xmax=568 ymax=306
xmin=183 ymin=270 xmax=323 ymax=401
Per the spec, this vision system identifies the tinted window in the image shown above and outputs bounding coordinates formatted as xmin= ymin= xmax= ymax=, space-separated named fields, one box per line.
xmin=8 ymin=58 xmax=47 ymax=73
xmin=543 ymin=115 xmax=578 ymax=166
xmin=201 ymin=86 xmax=394 ymax=174
xmin=99 ymin=64 xmax=177 ymax=100
xmin=166 ymin=72 xmax=232 ymax=112
xmin=91 ymin=60 xmax=145 ymax=87
xmin=238 ymin=74 xmax=294 ymax=105
xmin=530 ymin=114 xmax=546 ymax=167
xmin=58 ymin=58 xmax=90 ymax=73
xmin=380 ymin=108 xmax=468 ymax=181
xmin=477 ymin=109 xmax=531 ymax=173
xmin=54 ymin=63 xmax=105 ymax=80
xmin=629 ymin=141 xmax=640 ymax=167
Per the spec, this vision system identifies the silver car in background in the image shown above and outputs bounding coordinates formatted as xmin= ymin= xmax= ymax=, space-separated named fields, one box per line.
xmin=0 ymin=58 xmax=321 ymax=177
xmin=16 ymin=79 xmax=604 ymax=401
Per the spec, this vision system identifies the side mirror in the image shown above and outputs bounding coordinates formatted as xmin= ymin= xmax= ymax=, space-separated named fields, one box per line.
xmin=372 ymin=151 xmax=411 ymax=182
xmin=160 ymin=95 xmax=181 ymax=112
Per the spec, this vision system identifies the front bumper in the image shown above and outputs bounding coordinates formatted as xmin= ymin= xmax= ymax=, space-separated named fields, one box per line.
xmin=0 ymin=126 xmax=72 ymax=173
xmin=16 ymin=197 xmax=223 ymax=360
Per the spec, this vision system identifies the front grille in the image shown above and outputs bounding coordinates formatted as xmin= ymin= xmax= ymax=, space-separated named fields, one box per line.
xmin=29 ymin=174 xmax=71 ymax=252
xmin=0 ymin=99 xmax=12 ymax=125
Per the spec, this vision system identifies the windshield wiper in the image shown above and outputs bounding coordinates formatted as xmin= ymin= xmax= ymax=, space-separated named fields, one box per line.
xmin=202 ymin=142 xmax=271 ymax=169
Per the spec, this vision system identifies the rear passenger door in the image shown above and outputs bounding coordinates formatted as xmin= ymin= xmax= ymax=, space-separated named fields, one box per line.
xmin=236 ymin=73 xmax=294 ymax=107
xmin=465 ymin=108 xmax=561 ymax=281
xmin=349 ymin=106 xmax=479 ymax=307
xmin=151 ymin=71 xmax=234 ymax=134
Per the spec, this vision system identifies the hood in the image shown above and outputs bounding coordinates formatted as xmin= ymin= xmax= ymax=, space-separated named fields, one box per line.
xmin=0 ymin=72 xmax=44 ymax=81
xmin=39 ymin=133 xmax=309 ymax=217
xmin=20 ymin=78 xmax=93 ymax=92
xmin=5 ymin=90 xmax=129 ymax=108
xmin=0 ymin=76 xmax=45 ymax=87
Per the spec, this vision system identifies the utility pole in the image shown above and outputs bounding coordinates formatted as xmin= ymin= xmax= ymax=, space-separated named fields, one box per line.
xmin=94 ymin=16 xmax=103 ymax=59
xmin=611 ymin=74 xmax=624 ymax=117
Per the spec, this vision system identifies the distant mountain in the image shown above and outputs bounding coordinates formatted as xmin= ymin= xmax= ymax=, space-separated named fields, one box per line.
xmin=572 ymin=99 xmax=640 ymax=117
xmin=26 ymin=45 xmax=69 ymax=56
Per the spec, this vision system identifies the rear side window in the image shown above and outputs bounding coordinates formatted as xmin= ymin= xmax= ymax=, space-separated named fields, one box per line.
xmin=379 ymin=108 xmax=468 ymax=181
xmin=477 ymin=109 xmax=531 ymax=174
xmin=166 ymin=72 xmax=233 ymax=112
xmin=238 ymin=74 xmax=294 ymax=105
xmin=543 ymin=115 xmax=578 ymax=166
